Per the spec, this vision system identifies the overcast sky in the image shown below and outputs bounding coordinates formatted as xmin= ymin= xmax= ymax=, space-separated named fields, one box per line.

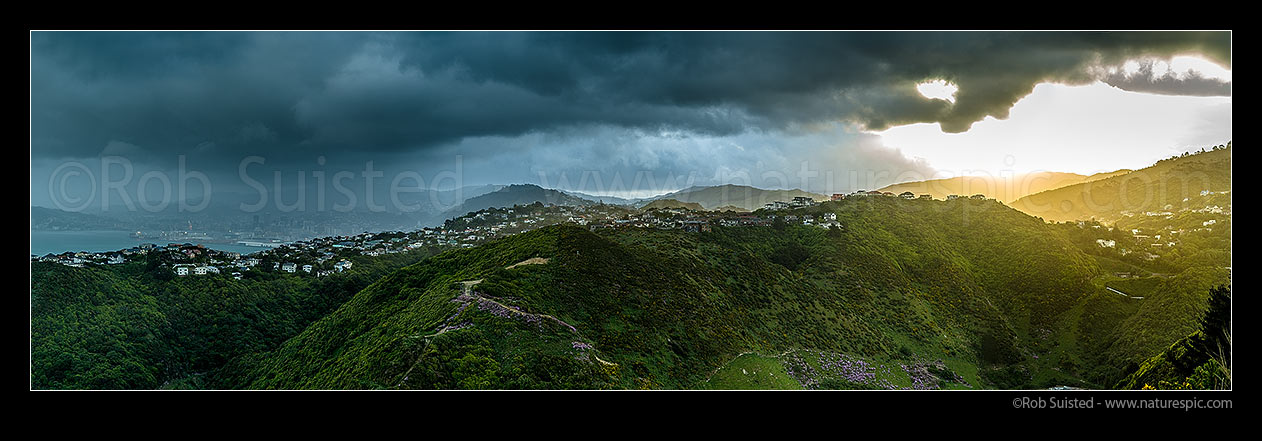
xmin=30 ymin=31 xmax=1231 ymax=209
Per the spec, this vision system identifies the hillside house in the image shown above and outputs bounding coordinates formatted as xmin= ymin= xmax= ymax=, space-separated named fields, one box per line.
xmin=681 ymin=221 xmax=711 ymax=233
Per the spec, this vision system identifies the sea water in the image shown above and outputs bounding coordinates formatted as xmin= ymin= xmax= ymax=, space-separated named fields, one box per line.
xmin=30 ymin=230 xmax=267 ymax=256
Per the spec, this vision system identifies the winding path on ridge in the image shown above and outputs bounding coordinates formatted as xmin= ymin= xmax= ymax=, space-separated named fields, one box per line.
xmin=395 ymin=276 xmax=614 ymax=387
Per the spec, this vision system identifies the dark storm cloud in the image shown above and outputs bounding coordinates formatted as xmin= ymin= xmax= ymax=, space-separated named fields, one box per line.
xmin=31 ymin=31 xmax=1231 ymax=165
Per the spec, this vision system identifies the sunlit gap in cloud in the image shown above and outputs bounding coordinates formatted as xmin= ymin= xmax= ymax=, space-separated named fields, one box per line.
xmin=917 ymin=80 xmax=958 ymax=103
xmin=872 ymin=82 xmax=1232 ymax=179
xmin=1122 ymin=56 xmax=1232 ymax=82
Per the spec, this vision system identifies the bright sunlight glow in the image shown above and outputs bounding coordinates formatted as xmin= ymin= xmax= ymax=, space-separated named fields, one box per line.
xmin=917 ymin=80 xmax=958 ymax=103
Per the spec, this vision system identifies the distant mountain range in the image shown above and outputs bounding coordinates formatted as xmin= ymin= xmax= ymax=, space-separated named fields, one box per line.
xmin=877 ymin=170 xmax=1132 ymax=203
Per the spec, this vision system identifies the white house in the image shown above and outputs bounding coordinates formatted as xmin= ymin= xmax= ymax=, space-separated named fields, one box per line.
xmin=790 ymin=196 xmax=815 ymax=207
xmin=334 ymin=260 xmax=353 ymax=272
xmin=175 ymin=266 xmax=190 ymax=276
xmin=282 ymin=262 xmax=297 ymax=273
xmin=302 ymin=264 xmax=313 ymax=273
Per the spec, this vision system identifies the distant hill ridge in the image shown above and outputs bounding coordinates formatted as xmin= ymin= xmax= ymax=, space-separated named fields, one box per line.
xmin=641 ymin=184 xmax=826 ymax=211
xmin=441 ymin=184 xmax=595 ymax=221
xmin=877 ymin=170 xmax=1132 ymax=203
xmin=640 ymin=199 xmax=705 ymax=211
xmin=31 ymin=206 xmax=123 ymax=231
xmin=441 ymin=183 xmax=827 ymax=219
xmin=1009 ymin=143 xmax=1231 ymax=223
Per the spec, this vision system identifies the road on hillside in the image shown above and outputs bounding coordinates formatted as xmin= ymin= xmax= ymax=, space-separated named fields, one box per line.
xmin=1106 ymin=286 xmax=1144 ymax=300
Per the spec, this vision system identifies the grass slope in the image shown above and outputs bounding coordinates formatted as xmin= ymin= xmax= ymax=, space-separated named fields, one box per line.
xmin=235 ymin=197 xmax=1110 ymax=389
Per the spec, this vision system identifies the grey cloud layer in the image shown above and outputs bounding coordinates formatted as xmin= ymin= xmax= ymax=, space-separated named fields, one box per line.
xmin=31 ymin=31 xmax=1230 ymax=165
xmin=1099 ymin=59 xmax=1233 ymax=96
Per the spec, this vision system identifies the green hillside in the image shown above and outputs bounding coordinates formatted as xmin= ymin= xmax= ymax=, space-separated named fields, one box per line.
xmin=1114 ymin=284 xmax=1231 ymax=390
xmin=30 ymin=248 xmax=443 ymax=389
xmin=227 ymin=197 xmax=1121 ymax=390
xmin=32 ymin=186 xmax=1229 ymax=390
xmin=1010 ymin=144 xmax=1231 ymax=223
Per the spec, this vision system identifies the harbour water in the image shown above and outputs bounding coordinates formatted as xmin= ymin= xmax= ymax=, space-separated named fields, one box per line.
xmin=31 ymin=230 xmax=271 ymax=256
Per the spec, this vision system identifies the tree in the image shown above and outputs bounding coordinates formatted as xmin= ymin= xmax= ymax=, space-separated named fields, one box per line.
xmin=1198 ymin=284 xmax=1231 ymax=367
xmin=772 ymin=217 xmax=787 ymax=232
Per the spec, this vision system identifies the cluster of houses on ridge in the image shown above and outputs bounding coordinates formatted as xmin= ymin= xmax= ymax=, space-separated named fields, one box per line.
xmin=169 ymin=258 xmax=354 ymax=279
xmin=34 ymin=242 xmax=164 ymax=268
xmin=35 ymin=191 xmax=1006 ymax=277
xmin=31 ymin=240 xmax=360 ymax=280
xmin=823 ymin=190 xmax=990 ymax=201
